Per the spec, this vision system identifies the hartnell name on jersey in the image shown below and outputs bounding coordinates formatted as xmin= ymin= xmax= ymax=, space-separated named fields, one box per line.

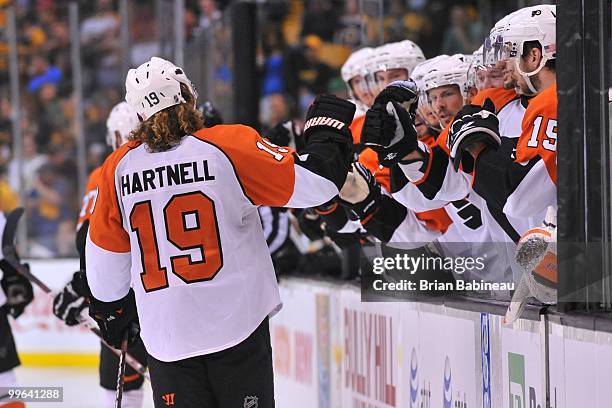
xmin=121 ymin=160 xmax=215 ymax=196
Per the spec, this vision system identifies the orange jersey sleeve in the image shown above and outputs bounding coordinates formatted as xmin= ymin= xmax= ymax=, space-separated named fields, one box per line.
xmin=349 ymin=114 xmax=366 ymax=145
xmin=89 ymin=143 xmax=138 ymax=253
xmin=193 ymin=125 xmax=296 ymax=207
xmin=358 ymin=147 xmax=391 ymax=192
xmin=193 ymin=124 xmax=343 ymax=208
xmin=76 ymin=166 xmax=102 ymax=230
xmin=515 ymin=84 xmax=557 ymax=184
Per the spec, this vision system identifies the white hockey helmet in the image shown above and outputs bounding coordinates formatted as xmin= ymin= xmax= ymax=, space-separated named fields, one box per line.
xmin=341 ymin=47 xmax=374 ymax=108
xmin=422 ymin=54 xmax=472 ymax=99
xmin=125 ymin=56 xmax=198 ymax=121
xmin=106 ymin=102 xmax=139 ymax=150
xmin=499 ymin=5 xmax=556 ymax=94
xmin=483 ymin=10 xmax=520 ymax=67
xmin=366 ymin=40 xmax=426 ymax=93
xmin=341 ymin=47 xmax=374 ymax=85
xmin=467 ymin=45 xmax=484 ymax=90
xmin=410 ymin=55 xmax=448 ymax=130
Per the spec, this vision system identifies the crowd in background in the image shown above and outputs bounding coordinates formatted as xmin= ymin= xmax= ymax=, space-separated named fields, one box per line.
xmin=0 ymin=0 xmax=507 ymax=257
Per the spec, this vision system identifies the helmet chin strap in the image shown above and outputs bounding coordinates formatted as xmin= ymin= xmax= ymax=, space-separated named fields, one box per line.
xmin=514 ymin=57 xmax=548 ymax=95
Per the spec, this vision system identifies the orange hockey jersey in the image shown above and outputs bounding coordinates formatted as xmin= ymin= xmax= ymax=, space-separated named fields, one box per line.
xmin=76 ymin=167 xmax=102 ymax=230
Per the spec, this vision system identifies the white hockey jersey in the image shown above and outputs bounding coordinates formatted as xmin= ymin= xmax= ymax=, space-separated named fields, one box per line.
xmin=86 ymin=124 xmax=346 ymax=362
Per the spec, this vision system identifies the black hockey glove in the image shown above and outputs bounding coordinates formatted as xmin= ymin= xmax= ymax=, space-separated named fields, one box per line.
xmin=89 ymin=288 xmax=140 ymax=349
xmin=324 ymin=229 xmax=366 ymax=250
xmin=338 ymin=163 xmax=382 ymax=221
xmin=361 ymin=101 xmax=419 ymax=167
xmin=53 ymin=271 xmax=91 ymax=326
xmin=265 ymin=120 xmax=304 ymax=152
xmin=199 ymin=101 xmax=224 ymax=127
xmin=374 ymin=79 xmax=419 ymax=107
xmin=0 ymin=259 xmax=34 ymax=319
xmin=447 ymin=98 xmax=501 ymax=171
xmin=303 ymin=94 xmax=356 ymax=146
xmin=297 ymin=208 xmax=325 ymax=241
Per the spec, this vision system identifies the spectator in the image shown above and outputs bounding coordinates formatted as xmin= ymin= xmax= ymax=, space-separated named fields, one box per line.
xmin=27 ymin=54 xmax=62 ymax=94
xmin=8 ymin=132 xmax=47 ymax=193
xmin=334 ymin=0 xmax=363 ymax=48
xmin=300 ymin=0 xmax=339 ymax=42
xmin=26 ymin=163 xmax=72 ymax=256
xmin=441 ymin=5 xmax=483 ymax=54
xmin=260 ymin=93 xmax=290 ymax=130
xmin=0 ymin=165 xmax=19 ymax=212
xmin=80 ymin=0 xmax=121 ymax=89
xmin=198 ymin=0 xmax=222 ymax=31
xmin=286 ymin=35 xmax=334 ymax=114
xmin=261 ymin=24 xmax=289 ymax=97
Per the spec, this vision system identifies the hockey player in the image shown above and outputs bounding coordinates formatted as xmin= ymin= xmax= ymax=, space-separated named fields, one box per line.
xmin=52 ymin=101 xmax=149 ymax=408
xmin=444 ymin=5 xmax=558 ymax=317
xmin=341 ymin=47 xmax=375 ymax=122
xmin=0 ymin=211 xmax=33 ymax=408
xmin=357 ymin=56 xmax=522 ymax=284
xmin=85 ymin=57 xmax=356 ymax=407
xmin=447 ymin=5 xmax=557 ymax=221
xmin=410 ymin=57 xmax=447 ymax=144
xmin=467 ymin=45 xmax=504 ymax=98
xmin=359 ymin=40 xmax=425 ymax=191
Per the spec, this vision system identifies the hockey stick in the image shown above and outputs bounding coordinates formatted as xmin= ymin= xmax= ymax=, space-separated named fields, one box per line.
xmin=115 ymin=332 xmax=129 ymax=408
xmin=1 ymin=252 xmax=150 ymax=380
xmin=1 ymin=209 xmax=150 ymax=380
xmin=1 ymin=207 xmax=24 ymax=256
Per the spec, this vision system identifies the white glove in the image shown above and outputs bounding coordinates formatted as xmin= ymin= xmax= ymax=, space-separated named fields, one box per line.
xmin=504 ymin=207 xmax=557 ymax=324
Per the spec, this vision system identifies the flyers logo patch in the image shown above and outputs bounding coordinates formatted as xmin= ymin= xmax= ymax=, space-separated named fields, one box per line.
xmin=162 ymin=393 xmax=175 ymax=406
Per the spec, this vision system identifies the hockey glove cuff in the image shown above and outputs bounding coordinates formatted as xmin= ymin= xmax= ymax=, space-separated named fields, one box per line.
xmin=303 ymin=95 xmax=356 ymax=146
xmin=89 ymin=288 xmax=140 ymax=349
xmin=447 ymin=98 xmax=501 ymax=171
xmin=338 ymin=163 xmax=382 ymax=221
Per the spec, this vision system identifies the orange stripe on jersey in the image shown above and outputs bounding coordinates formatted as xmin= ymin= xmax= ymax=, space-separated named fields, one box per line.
xmin=436 ymin=126 xmax=451 ymax=155
xmin=192 ymin=125 xmax=296 ymax=207
xmin=471 ymin=87 xmax=518 ymax=108
xmin=515 ymin=84 xmax=557 ymax=185
xmin=419 ymin=133 xmax=437 ymax=148
xmin=89 ymin=142 xmax=139 ymax=253
xmin=357 ymin=147 xmax=391 ymax=192
xmin=415 ymin=208 xmax=452 ymax=233
xmin=76 ymin=166 xmax=102 ymax=229
xmin=349 ymin=114 xmax=366 ymax=145
xmin=124 ymin=373 xmax=141 ymax=383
